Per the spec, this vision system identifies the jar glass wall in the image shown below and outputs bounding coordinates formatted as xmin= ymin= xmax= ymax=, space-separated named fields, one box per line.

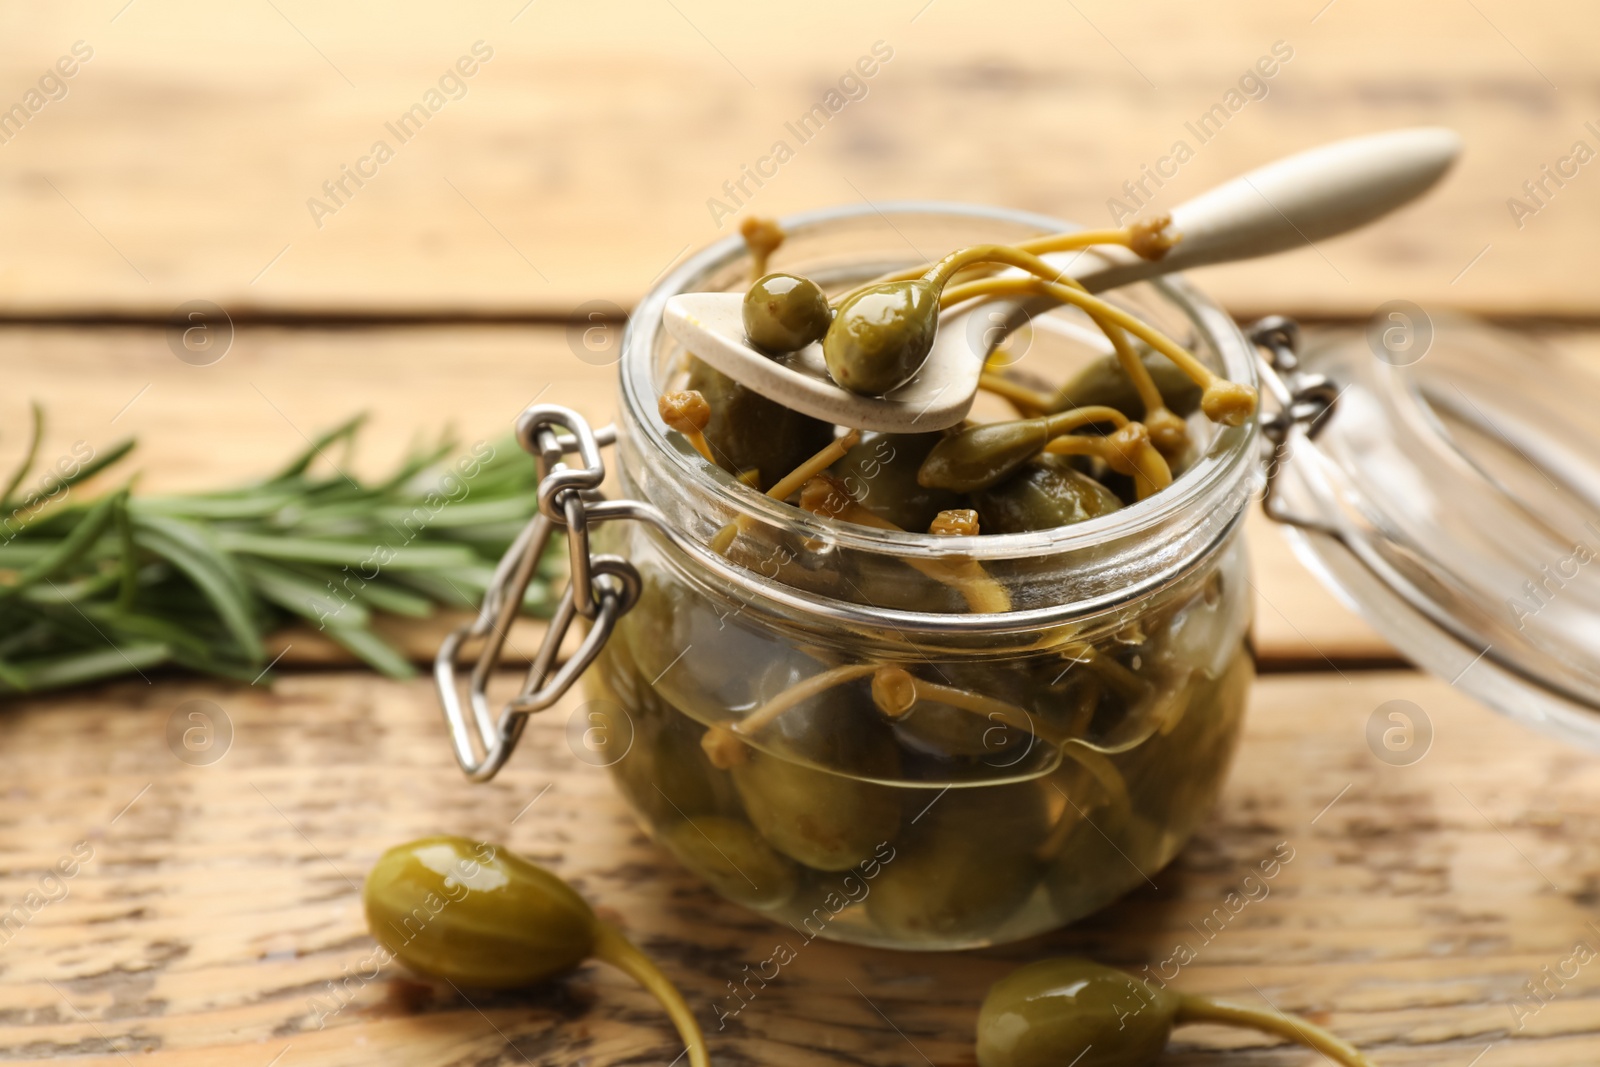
xmin=587 ymin=204 xmax=1260 ymax=950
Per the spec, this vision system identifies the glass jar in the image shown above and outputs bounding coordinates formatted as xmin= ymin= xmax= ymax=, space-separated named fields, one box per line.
xmin=579 ymin=203 xmax=1261 ymax=950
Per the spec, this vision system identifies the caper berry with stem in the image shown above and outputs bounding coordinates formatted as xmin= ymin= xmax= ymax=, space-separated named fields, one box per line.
xmin=686 ymin=358 xmax=834 ymax=490
xmin=831 ymin=431 xmax=965 ymax=533
xmin=739 ymin=216 xmax=786 ymax=277
xmin=705 ymin=683 xmax=904 ymax=872
xmin=661 ymin=816 xmax=799 ymax=909
xmin=974 ymin=454 xmax=1123 ymax=534
xmin=822 ymin=279 xmax=940 ymax=395
xmin=744 ymin=273 xmax=833 ymax=355
xmin=916 ymin=406 xmax=1143 ymax=494
xmin=364 ymin=836 xmax=709 ymax=1067
xmin=658 ymin=389 xmax=716 ymax=462
xmin=977 ymin=956 xmax=1377 ymax=1067
xmin=1054 ymin=348 xmax=1203 ymax=421
xmin=798 ymin=475 xmax=1012 ymax=613
xmin=607 ymin=697 xmax=743 ymax=827
xmin=866 ymin=780 xmax=1050 ymax=942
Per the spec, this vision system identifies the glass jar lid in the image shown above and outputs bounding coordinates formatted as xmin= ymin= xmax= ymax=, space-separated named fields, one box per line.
xmin=1263 ymin=313 xmax=1600 ymax=749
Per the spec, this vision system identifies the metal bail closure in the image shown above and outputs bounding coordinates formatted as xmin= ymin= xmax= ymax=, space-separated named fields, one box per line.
xmin=1248 ymin=316 xmax=1342 ymax=536
xmin=1246 ymin=313 xmax=1600 ymax=750
xmin=435 ymin=405 xmax=642 ymax=781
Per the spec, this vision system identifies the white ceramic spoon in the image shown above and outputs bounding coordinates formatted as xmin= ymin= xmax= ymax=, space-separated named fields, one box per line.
xmin=663 ymin=126 xmax=1461 ymax=433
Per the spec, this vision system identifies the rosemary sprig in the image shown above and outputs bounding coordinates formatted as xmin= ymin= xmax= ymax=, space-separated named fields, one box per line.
xmin=0 ymin=409 xmax=557 ymax=694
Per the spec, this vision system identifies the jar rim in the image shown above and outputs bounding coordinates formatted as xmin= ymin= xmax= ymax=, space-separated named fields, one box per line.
xmin=616 ymin=202 xmax=1260 ymax=631
xmin=623 ymin=201 xmax=1259 ymax=559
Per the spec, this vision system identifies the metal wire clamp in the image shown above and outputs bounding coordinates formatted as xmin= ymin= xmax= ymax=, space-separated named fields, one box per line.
xmin=434 ymin=405 xmax=641 ymax=781
xmin=1249 ymin=316 xmax=1342 ymax=537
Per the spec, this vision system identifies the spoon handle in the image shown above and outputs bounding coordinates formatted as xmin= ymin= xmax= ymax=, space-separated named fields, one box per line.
xmin=1075 ymin=126 xmax=1461 ymax=292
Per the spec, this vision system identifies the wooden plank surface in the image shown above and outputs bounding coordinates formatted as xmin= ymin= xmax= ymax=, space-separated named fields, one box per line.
xmin=5 ymin=11 xmax=1599 ymax=1066
xmin=0 ymin=321 xmax=1394 ymax=668
xmin=1 ymin=668 xmax=1596 ymax=1064
xmin=1 ymin=1 xmax=1598 ymax=318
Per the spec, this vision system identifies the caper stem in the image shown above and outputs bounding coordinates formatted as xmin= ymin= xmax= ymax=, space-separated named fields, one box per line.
xmin=1016 ymin=226 xmax=1154 ymax=256
xmin=978 ymin=371 xmax=1055 ymax=417
xmin=591 ymin=922 xmax=712 ymax=1067
xmin=1042 ymin=427 xmax=1172 ymax=501
xmin=939 ymin=274 xmax=1231 ymax=400
xmin=735 ymin=662 xmax=880 ymax=736
xmin=832 ymin=220 xmax=1175 ymax=305
xmin=874 ymin=671 xmax=1129 ymax=808
xmin=709 ymin=429 xmax=863 ymax=555
xmin=740 ymin=216 xmax=785 ymax=280
xmin=1017 ymin=215 xmax=1178 ymax=261
xmin=1042 ymin=405 xmax=1130 ymax=434
xmin=799 ymin=477 xmax=1011 ymax=612
xmin=1081 ymin=648 xmax=1150 ymax=703
xmin=766 ymin=428 xmax=862 ymax=504
xmin=928 ymin=246 xmax=1186 ymax=451
xmin=658 ymin=390 xmax=719 ymax=464
xmin=1174 ymin=994 xmax=1377 ymax=1067
xmin=681 ymin=430 xmax=716 ymax=463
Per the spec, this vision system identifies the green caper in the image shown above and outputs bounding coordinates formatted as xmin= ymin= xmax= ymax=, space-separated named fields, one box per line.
xmin=364 ymin=836 xmax=709 ymax=1067
xmin=830 ymin=431 xmax=965 ymax=532
xmin=866 ymin=781 xmax=1048 ymax=942
xmin=1055 ymin=348 xmax=1202 ymax=418
xmin=822 ymin=280 xmax=939 ymax=395
xmin=889 ymin=699 xmax=1003 ymax=759
xmin=607 ymin=702 xmax=743 ymax=827
xmin=732 ymin=750 xmax=901 ymax=872
xmin=661 ymin=815 xmax=799 ymax=909
xmin=730 ymin=689 xmax=902 ymax=871
xmin=1043 ymin=807 xmax=1168 ymax=923
xmin=917 ymin=418 xmax=1056 ymax=493
xmin=974 ymin=455 xmax=1123 ymax=533
xmin=1121 ymin=648 xmax=1251 ymax=828
xmin=977 ymin=956 xmax=1379 ymax=1067
xmin=686 ymin=358 xmax=834 ymax=490
xmin=743 ymin=273 xmax=832 ymax=354
xmin=977 ymin=957 xmax=1178 ymax=1067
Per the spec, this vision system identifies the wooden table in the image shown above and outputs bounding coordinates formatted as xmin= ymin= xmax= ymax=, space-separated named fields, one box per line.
xmin=3 ymin=2 xmax=1599 ymax=1062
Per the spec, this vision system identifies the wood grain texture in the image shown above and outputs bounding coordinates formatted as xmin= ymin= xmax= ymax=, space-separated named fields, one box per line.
xmin=1 ymin=1 xmax=1598 ymax=318
xmin=1 ymin=668 xmax=1596 ymax=1064
xmin=0 ymin=322 xmax=1419 ymax=667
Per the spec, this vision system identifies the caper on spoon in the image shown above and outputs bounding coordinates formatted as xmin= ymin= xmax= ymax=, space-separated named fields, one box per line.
xmin=661 ymin=128 xmax=1458 ymax=434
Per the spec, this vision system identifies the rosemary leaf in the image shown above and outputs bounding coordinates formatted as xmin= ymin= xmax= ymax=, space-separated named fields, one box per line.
xmin=0 ymin=416 xmax=554 ymax=694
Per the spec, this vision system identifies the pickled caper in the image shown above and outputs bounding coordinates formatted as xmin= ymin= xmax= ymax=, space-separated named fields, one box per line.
xmin=1043 ymin=807 xmax=1168 ymax=923
xmin=1054 ymin=348 xmax=1203 ymax=419
xmin=729 ymin=688 xmax=902 ymax=871
xmin=1121 ymin=648 xmax=1251 ymax=828
xmin=661 ymin=816 xmax=799 ymax=909
xmin=917 ymin=407 xmax=1143 ymax=495
xmin=364 ymin=836 xmax=709 ymax=1067
xmin=609 ymin=707 xmax=742 ymax=827
xmin=977 ymin=957 xmax=1176 ymax=1067
xmin=866 ymin=782 xmax=1049 ymax=941
xmin=731 ymin=753 xmax=898 ymax=871
xmin=974 ymin=455 xmax=1123 ymax=533
xmin=822 ymin=280 xmax=939 ymax=395
xmin=977 ymin=957 xmax=1378 ymax=1067
xmin=744 ymin=273 xmax=832 ymax=354
xmin=686 ymin=358 xmax=834 ymax=490
xmin=830 ymin=431 xmax=965 ymax=532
